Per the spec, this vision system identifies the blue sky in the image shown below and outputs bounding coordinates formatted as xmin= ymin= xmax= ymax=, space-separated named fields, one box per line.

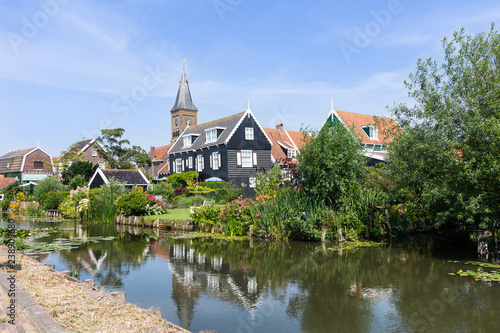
xmin=1 ymin=0 xmax=499 ymax=156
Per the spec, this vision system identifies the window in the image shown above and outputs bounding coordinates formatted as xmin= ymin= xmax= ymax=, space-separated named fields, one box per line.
xmin=211 ymin=152 xmax=220 ymax=170
xmin=206 ymin=129 xmax=217 ymax=143
xmin=175 ymin=158 xmax=183 ymax=173
xmin=98 ymin=161 xmax=105 ymax=168
xmin=183 ymin=136 xmax=192 ymax=148
xmin=34 ymin=161 xmax=43 ymax=170
xmin=92 ymin=149 xmax=97 ymax=157
xmin=197 ymin=155 xmax=204 ymax=171
xmin=188 ymin=156 xmax=193 ymax=169
xmin=249 ymin=177 xmax=256 ymax=188
xmin=287 ymin=149 xmax=296 ymax=159
xmin=245 ymin=127 xmax=254 ymax=140
xmin=241 ymin=150 xmax=252 ymax=168
xmin=361 ymin=125 xmax=378 ymax=140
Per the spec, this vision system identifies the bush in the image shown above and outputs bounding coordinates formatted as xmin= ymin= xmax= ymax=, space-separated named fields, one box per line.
xmin=167 ymin=171 xmax=198 ymax=187
xmin=175 ymin=195 xmax=207 ymax=207
xmin=255 ymin=164 xmax=283 ymax=197
xmin=40 ymin=191 xmax=69 ymax=210
xmin=191 ymin=204 xmax=223 ymax=232
xmin=115 ymin=190 xmax=148 ymax=216
xmin=204 ymin=182 xmax=243 ymax=204
xmin=89 ymin=179 xmax=127 ymax=223
xmin=34 ymin=177 xmax=64 ymax=202
xmin=68 ymin=174 xmax=87 ymax=190
xmin=147 ymin=182 xmax=175 ymax=202
xmin=174 ymin=185 xmax=188 ymax=197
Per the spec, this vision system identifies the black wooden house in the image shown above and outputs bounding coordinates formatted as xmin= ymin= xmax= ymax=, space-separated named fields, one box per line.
xmin=168 ymin=108 xmax=273 ymax=195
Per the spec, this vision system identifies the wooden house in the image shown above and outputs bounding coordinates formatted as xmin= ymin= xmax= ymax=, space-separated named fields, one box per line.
xmin=0 ymin=147 xmax=54 ymax=183
xmin=168 ymin=108 xmax=273 ymax=196
xmin=88 ymin=168 xmax=151 ymax=191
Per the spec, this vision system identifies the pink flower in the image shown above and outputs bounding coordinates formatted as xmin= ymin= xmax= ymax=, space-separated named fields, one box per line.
xmin=255 ymin=213 xmax=260 ymax=218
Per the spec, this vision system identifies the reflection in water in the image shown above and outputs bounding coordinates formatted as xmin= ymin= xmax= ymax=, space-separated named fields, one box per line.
xmin=4 ymin=218 xmax=500 ymax=333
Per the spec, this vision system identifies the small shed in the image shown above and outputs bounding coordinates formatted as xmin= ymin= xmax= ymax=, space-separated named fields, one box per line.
xmin=88 ymin=168 xmax=151 ymax=191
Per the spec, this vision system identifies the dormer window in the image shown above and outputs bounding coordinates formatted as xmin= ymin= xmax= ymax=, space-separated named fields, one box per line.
xmin=287 ymin=149 xmax=296 ymax=159
xmin=183 ymin=136 xmax=192 ymax=148
xmin=361 ymin=125 xmax=378 ymax=140
xmin=205 ymin=129 xmax=218 ymax=143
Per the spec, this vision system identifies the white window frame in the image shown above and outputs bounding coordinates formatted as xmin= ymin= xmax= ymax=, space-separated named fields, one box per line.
xmin=188 ymin=156 xmax=193 ymax=169
xmin=362 ymin=125 xmax=378 ymax=140
xmin=175 ymin=158 xmax=183 ymax=173
xmin=241 ymin=150 xmax=253 ymax=168
xmin=98 ymin=161 xmax=105 ymax=169
xmin=206 ymin=129 xmax=217 ymax=143
xmin=245 ymin=127 xmax=254 ymax=140
xmin=183 ymin=136 xmax=192 ymax=148
xmin=92 ymin=149 xmax=97 ymax=157
xmin=197 ymin=155 xmax=204 ymax=171
xmin=287 ymin=149 xmax=296 ymax=159
xmin=212 ymin=152 xmax=220 ymax=170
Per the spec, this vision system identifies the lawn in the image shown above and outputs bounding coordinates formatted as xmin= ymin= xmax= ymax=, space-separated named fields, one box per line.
xmin=143 ymin=208 xmax=191 ymax=222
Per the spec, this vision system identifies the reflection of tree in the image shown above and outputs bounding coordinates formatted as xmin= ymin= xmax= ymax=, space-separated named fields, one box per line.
xmin=160 ymin=236 xmax=500 ymax=333
xmin=55 ymin=224 xmax=154 ymax=288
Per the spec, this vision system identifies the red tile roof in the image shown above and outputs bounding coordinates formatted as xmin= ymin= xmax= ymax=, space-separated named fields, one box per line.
xmin=0 ymin=177 xmax=18 ymax=189
xmin=335 ymin=110 xmax=399 ymax=145
xmin=148 ymin=145 xmax=171 ymax=161
xmin=263 ymin=128 xmax=310 ymax=163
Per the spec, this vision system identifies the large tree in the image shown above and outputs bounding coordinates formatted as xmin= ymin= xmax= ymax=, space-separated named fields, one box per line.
xmin=389 ymin=25 xmax=500 ymax=229
xmin=97 ymin=128 xmax=151 ymax=170
xmin=297 ymin=121 xmax=367 ymax=208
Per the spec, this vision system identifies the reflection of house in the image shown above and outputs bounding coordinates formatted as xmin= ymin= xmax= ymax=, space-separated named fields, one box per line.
xmin=263 ymin=123 xmax=309 ymax=165
xmin=322 ymin=104 xmax=399 ymax=166
xmin=168 ymin=243 xmax=265 ymax=329
xmin=62 ymin=138 xmax=107 ymax=168
xmin=0 ymin=147 xmax=54 ymax=183
xmin=88 ymin=168 xmax=151 ymax=191
xmin=145 ymin=145 xmax=171 ymax=179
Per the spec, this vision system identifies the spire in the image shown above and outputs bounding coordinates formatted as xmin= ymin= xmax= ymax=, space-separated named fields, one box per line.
xmin=170 ymin=62 xmax=198 ymax=112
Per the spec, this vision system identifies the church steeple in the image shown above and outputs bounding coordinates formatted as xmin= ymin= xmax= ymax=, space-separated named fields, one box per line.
xmin=171 ymin=63 xmax=197 ymax=112
xmin=171 ymin=62 xmax=198 ymax=144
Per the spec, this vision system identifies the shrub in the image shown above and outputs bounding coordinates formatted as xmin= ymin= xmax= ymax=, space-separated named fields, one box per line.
xmin=34 ymin=177 xmax=64 ymax=202
xmin=174 ymin=185 xmax=188 ymax=196
xmin=40 ymin=191 xmax=68 ymax=210
xmin=204 ymin=182 xmax=243 ymax=204
xmin=89 ymin=179 xmax=127 ymax=223
xmin=144 ymin=194 xmax=167 ymax=216
xmin=115 ymin=190 xmax=148 ymax=216
xmin=255 ymin=164 xmax=283 ymax=197
xmin=175 ymin=195 xmax=207 ymax=207
xmin=147 ymin=182 xmax=175 ymax=202
xmin=191 ymin=204 xmax=223 ymax=232
xmin=167 ymin=171 xmax=198 ymax=187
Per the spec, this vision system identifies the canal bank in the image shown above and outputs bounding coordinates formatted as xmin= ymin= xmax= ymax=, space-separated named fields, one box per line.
xmin=0 ymin=246 xmax=188 ymax=332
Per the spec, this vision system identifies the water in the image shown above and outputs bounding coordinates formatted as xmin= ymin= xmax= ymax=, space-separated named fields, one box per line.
xmin=3 ymin=218 xmax=500 ymax=333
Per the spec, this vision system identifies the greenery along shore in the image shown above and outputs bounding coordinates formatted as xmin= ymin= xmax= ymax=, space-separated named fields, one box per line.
xmin=1 ymin=26 xmax=500 ymax=242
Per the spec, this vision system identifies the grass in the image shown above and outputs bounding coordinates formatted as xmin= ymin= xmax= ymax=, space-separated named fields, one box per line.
xmin=143 ymin=208 xmax=191 ymax=222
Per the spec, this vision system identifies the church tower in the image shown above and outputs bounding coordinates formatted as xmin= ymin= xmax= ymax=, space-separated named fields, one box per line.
xmin=171 ymin=63 xmax=198 ymax=145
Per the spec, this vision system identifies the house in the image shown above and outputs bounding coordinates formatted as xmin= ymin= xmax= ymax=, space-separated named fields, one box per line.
xmin=88 ymin=168 xmax=151 ymax=191
xmin=146 ymin=145 xmax=171 ymax=180
xmin=61 ymin=138 xmax=107 ymax=169
xmin=0 ymin=175 xmax=19 ymax=190
xmin=322 ymin=103 xmax=399 ymax=166
xmin=168 ymin=107 xmax=273 ymax=196
xmin=0 ymin=147 xmax=54 ymax=183
xmin=263 ymin=123 xmax=309 ymax=165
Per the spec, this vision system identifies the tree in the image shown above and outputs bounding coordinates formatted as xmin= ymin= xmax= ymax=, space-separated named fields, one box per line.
xmin=297 ymin=121 xmax=367 ymax=208
xmin=389 ymin=25 xmax=500 ymax=229
xmin=33 ymin=177 xmax=64 ymax=202
xmin=61 ymin=161 xmax=97 ymax=187
xmin=97 ymin=128 xmax=151 ymax=169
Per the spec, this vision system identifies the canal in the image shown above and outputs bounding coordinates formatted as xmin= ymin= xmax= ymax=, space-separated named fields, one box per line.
xmin=3 ymin=219 xmax=500 ymax=332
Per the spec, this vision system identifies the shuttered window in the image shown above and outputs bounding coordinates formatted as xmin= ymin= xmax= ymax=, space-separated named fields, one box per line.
xmin=34 ymin=161 xmax=43 ymax=170
xmin=241 ymin=150 xmax=252 ymax=168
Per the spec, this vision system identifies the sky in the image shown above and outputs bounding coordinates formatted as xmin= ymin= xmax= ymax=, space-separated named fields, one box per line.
xmin=1 ymin=0 xmax=499 ymax=157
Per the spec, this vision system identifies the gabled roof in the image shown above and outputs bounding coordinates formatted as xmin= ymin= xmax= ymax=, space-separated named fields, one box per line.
xmin=263 ymin=127 xmax=310 ymax=163
xmin=169 ymin=111 xmax=246 ymax=154
xmin=0 ymin=147 xmax=52 ymax=173
xmin=323 ymin=107 xmax=398 ymax=145
xmin=63 ymin=138 xmax=105 ymax=158
xmin=0 ymin=177 xmax=19 ymax=189
xmin=171 ymin=66 xmax=197 ymax=112
xmin=148 ymin=145 xmax=171 ymax=161
xmin=88 ymin=168 xmax=150 ymax=187
xmin=157 ymin=162 xmax=170 ymax=175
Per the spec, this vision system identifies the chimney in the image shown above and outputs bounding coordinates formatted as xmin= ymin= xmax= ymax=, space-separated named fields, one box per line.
xmin=149 ymin=146 xmax=155 ymax=160
xmin=276 ymin=123 xmax=284 ymax=133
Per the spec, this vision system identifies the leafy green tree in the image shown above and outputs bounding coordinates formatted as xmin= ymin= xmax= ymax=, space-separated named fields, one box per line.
xmin=297 ymin=121 xmax=367 ymax=208
xmin=61 ymin=161 xmax=97 ymax=186
xmin=255 ymin=163 xmax=283 ymax=197
xmin=33 ymin=177 xmax=64 ymax=202
xmin=97 ymin=128 xmax=151 ymax=169
xmin=389 ymin=25 xmax=500 ymax=229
